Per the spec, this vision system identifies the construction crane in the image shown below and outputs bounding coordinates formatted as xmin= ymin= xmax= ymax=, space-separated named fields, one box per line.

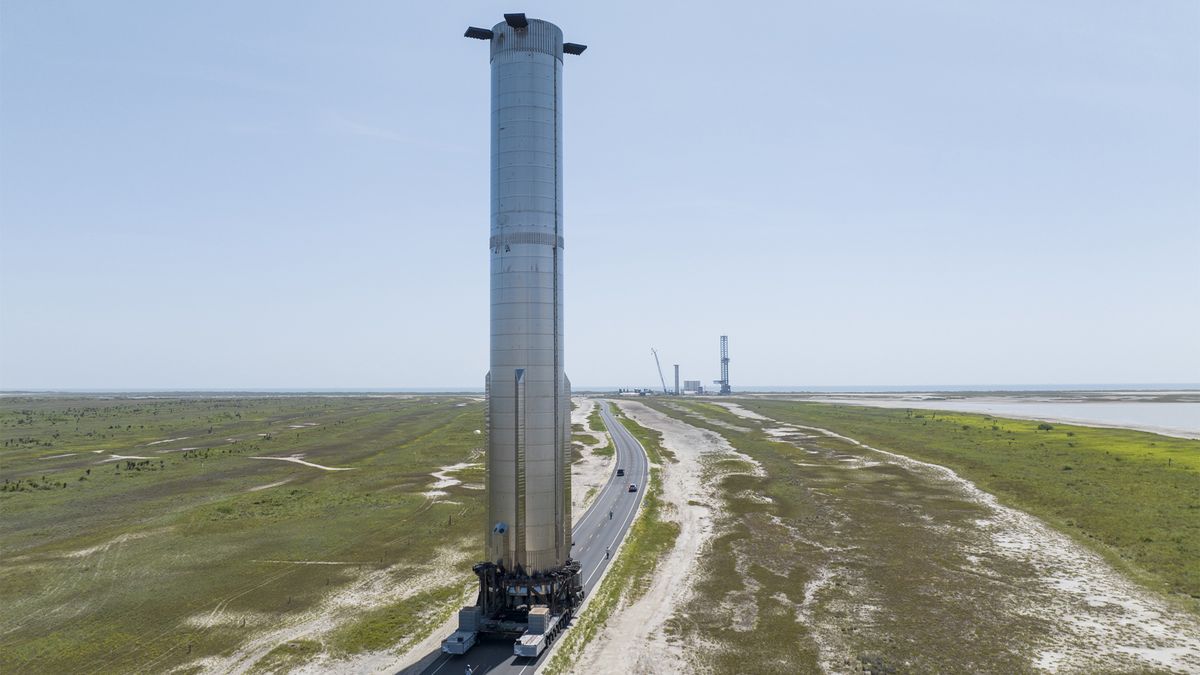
xmin=650 ymin=348 xmax=669 ymax=395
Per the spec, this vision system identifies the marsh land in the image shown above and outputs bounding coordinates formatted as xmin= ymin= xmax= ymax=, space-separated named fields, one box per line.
xmin=0 ymin=395 xmax=488 ymax=674
xmin=3 ymin=393 xmax=1197 ymax=674
xmin=578 ymin=398 xmax=1200 ymax=673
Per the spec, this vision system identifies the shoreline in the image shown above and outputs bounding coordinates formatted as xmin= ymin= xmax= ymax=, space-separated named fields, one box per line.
xmin=762 ymin=396 xmax=1200 ymax=440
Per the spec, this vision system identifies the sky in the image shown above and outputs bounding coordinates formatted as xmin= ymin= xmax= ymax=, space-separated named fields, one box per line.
xmin=1 ymin=1 xmax=1197 ymax=390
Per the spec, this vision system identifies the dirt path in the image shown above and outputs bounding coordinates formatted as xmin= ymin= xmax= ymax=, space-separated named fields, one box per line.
xmin=715 ymin=400 xmax=1200 ymax=673
xmin=569 ymin=400 xmax=752 ymax=674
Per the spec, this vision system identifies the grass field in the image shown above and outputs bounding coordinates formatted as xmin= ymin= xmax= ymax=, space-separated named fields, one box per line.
xmin=739 ymin=399 xmax=1200 ymax=604
xmin=0 ymin=395 xmax=487 ymax=674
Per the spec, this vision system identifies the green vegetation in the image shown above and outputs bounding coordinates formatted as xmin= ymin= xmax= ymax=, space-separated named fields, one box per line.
xmin=583 ymin=402 xmax=615 ymax=456
xmin=571 ymin=431 xmax=599 ymax=462
xmin=544 ymin=407 xmax=680 ymax=674
xmin=572 ymin=432 xmax=599 ymax=447
xmin=741 ymin=400 xmax=1200 ymax=604
xmin=587 ymin=403 xmax=606 ymax=436
xmin=0 ymin=396 xmax=486 ymax=674
xmin=327 ymin=583 xmax=467 ymax=654
xmin=248 ymin=639 xmax=322 ymax=674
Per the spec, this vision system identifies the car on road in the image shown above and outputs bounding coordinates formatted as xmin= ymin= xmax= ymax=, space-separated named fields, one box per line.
xmin=627 ymin=483 xmax=638 ymax=492
xmin=616 ymin=468 xmax=625 ymax=476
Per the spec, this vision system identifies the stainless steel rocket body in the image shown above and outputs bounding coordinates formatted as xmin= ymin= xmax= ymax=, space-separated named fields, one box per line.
xmin=485 ymin=18 xmax=572 ymax=574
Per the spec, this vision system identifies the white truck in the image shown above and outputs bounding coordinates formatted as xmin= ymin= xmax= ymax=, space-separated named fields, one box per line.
xmin=441 ymin=607 xmax=481 ymax=655
xmin=513 ymin=606 xmax=563 ymax=658
xmin=441 ymin=630 xmax=476 ymax=655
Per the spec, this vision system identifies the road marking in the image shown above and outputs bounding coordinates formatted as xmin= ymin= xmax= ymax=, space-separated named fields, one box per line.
xmin=584 ymin=489 xmax=641 ymax=587
xmin=582 ymin=411 xmax=647 ymax=588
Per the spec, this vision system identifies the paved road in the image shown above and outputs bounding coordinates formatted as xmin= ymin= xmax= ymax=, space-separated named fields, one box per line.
xmin=406 ymin=402 xmax=649 ymax=675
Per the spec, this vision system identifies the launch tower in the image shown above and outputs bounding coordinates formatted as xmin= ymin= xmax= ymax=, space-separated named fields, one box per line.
xmin=717 ymin=335 xmax=731 ymax=395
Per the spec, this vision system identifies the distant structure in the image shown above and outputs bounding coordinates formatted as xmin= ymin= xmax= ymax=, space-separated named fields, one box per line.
xmin=715 ymin=335 xmax=731 ymax=395
xmin=683 ymin=379 xmax=703 ymax=394
xmin=674 ymin=364 xmax=680 ymax=395
xmin=446 ymin=13 xmax=586 ymax=653
xmin=651 ymin=348 xmax=669 ymax=395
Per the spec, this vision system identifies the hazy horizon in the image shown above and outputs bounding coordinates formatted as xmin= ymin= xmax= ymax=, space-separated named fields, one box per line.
xmin=3 ymin=383 xmax=1198 ymax=395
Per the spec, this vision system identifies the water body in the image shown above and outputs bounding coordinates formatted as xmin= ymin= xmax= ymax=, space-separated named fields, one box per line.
xmin=791 ymin=395 xmax=1200 ymax=439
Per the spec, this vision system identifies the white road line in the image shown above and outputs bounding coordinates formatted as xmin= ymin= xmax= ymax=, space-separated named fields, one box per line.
xmin=584 ymin=486 xmax=642 ymax=587
xmin=429 ymin=654 xmax=450 ymax=674
xmin=581 ymin=409 xmax=647 ymax=588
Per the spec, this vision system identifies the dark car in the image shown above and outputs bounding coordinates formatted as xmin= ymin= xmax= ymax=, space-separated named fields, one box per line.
xmin=616 ymin=468 xmax=625 ymax=477
xmin=627 ymin=483 xmax=638 ymax=493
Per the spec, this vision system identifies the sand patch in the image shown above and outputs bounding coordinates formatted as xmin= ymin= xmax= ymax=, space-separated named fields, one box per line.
xmin=97 ymin=454 xmax=155 ymax=463
xmin=185 ymin=611 xmax=274 ymax=630
xmin=146 ymin=436 xmax=190 ymax=446
xmin=251 ymin=560 xmax=370 ymax=566
xmin=249 ymin=456 xmax=355 ymax=471
xmin=422 ymin=462 xmax=479 ymax=498
xmin=247 ymin=479 xmax=293 ymax=492
xmin=64 ymin=529 xmax=170 ymax=559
